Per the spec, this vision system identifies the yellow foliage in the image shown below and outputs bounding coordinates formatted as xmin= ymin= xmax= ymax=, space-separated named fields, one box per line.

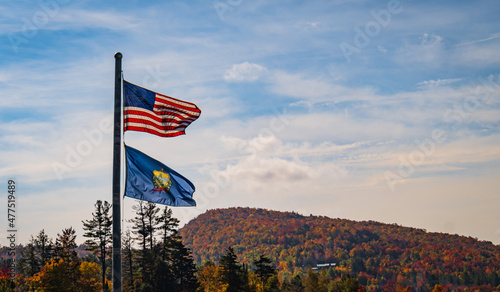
xmin=79 ymin=261 xmax=103 ymax=291
xmin=431 ymin=284 xmax=445 ymax=292
xmin=29 ymin=259 xmax=104 ymax=292
xmin=198 ymin=263 xmax=228 ymax=292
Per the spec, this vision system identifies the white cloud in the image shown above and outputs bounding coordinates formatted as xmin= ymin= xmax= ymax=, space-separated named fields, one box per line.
xmin=454 ymin=43 xmax=500 ymax=67
xmin=378 ymin=45 xmax=387 ymax=53
xmin=268 ymin=71 xmax=376 ymax=102
xmin=223 ymin=62 xmax=267 ymax=82
xmin=395 ymin=34 xmax=444 ymax=67
xmin=1 ymin=0 xmax=500 ymax=245
xmin=0 ymin=5 xmax=138 ymax=36
xmin=220 ymin=155 xmax=313 ymax=184
xmin=456 ymin=32 xmax=500 ymax=47
xmin=417 ymin=78 xmax=463 ymax=88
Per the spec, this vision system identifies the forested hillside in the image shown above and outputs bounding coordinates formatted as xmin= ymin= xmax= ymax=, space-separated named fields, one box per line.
xmin=179 ymin=207 xmax=500 ymax=290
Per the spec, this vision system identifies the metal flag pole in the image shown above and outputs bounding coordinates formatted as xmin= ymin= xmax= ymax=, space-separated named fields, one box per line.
xmin=112 ymin=52 xmax=123 ymax=292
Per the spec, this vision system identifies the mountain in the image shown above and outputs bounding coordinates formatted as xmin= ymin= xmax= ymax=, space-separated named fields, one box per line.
xmin=179 ymin=207 xmax=500 ymax=289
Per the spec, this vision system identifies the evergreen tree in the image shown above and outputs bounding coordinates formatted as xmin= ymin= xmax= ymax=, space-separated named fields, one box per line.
xmin=82 ymin=200 xmax=112 ymax=290
xmin=54 ymin=227 xmax=78 ymax=263
xmin=149 ymin=206 xmax=198 ymax=292
xmin=220 ymin=246 xmax=245 ymax=292
xmin=144 ymin=202 xmax=160 ymax=250
xmin=34 ymin=229 xmax=53 ymax=268
xmin=18 ymin=239 xmax=39 ymax=277
xmin=240 ymin=263 xmax=252 ymax=292
xmin=16 ymin=231 xmax=53 ymax=290
xmin=122 ymin=229 xmax=136 ymax=291
xmin=253 ymin=255 xmax=279 ymax=292
xmin=50 ymin=227 xmax=81 ymax=287
xmin=254 ymin=255 xmax=277 ymax=284
xmin=168 ymin=237 xmax=199 ymax=292
xmin=129 ymin=200 xmax=152 ymax=284
xmin=156 ymin=206 xmax=179 ymax=261
xmin=150 ymin=206 xmax=178 ymax=291
xmin=150 ymin=255 xmax=172 ymax=292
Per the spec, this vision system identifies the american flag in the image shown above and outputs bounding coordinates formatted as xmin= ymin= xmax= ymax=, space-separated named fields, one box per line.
xmin=123 ymin=80 xmax=201 ymax=137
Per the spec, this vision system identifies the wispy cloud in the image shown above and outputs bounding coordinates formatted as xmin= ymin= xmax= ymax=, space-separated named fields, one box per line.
xmin=456 ymin=32 xmax=500 ymax=47
xmin=1 ymin=0 xmax=500 ymax=245
xmin=417 ymin=78 xmax=463 ymax=88
xmin=224 ymin=62 xmax=267 ymax=82
xmin=395 ymin=34 xmax=444 ymax=67
xmin=268 ymin=71 xmax=376 ymax=102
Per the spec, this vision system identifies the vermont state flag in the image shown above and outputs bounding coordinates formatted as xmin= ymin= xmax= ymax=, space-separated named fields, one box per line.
xmin=125 ymin=145 xmax=196 ymax=207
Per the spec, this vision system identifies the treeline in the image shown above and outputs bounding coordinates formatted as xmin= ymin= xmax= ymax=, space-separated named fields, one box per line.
xmin=0 ymin=200 xmax=198 ymax=291
xmin=180 ymin=207 xmax=500 ymax=291
xmin=1 ymin=205 xmax=500 ymax=291
xmin=0 ymin=227 xmax=106 ymax=291
xmin=197 ymin=246 xmax=365 ymax=292
xmin=0 ymin=201 xmax=365 ymax=292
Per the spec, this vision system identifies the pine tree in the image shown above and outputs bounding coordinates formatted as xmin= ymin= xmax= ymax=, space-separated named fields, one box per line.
xmin=129 ymin=200 xmax=159 ymax=286
xmin=34 ymin=229 xmax=53 ymax=268
xmin=129 ymin=199 xmax=150 ymax=286
xmin=18 ymin=238 xmax=39 ymax=277
xmin=254 ymin=255 xmax=278 ymax=292
xmin=168 ymin=237 xmax=199 ymax=291
xmin=220 ymin=246 xmax=245 ymax=292
xmin=151 ymin=206 xmax=198 ymax=292
xmin=122 ymin=229 xmax=136 ymax=291
xmin=82 ymin=200 xmax=112 ymax=291
xmin=144 ymin=202 xmax=160 ymax=251
xmin=51 ymin=227 xmax=80 ymax=287
xmin=150 ymin=206 xmax=177 ymax=291
xmin=156 ymin=206 xmax=179 ymax=261
xmin=254 ymin=255 xmax=276 ymax=283
xmin=128 ymin=202 xmax=199 ymax=291
xmin=130 ymin=200 xmax=148 ymax=253
xmin=54 ymin=227 xmax=78 ymax=263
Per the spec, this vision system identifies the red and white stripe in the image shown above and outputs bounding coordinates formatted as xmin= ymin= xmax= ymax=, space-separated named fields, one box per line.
xmin=124 ymin=93 xmax=201 ymax=137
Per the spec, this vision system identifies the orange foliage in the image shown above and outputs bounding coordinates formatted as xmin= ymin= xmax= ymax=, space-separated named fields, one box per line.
xmin=180 ymin=207 xmax=500 ymax=291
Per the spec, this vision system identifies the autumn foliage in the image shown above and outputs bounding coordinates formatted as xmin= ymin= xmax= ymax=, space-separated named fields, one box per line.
xmin=28 ymin=259 xmax=108 ymax=291
xmin=179 ymin=207 xmax=500 ymax=291
xmin=1 ymin=206 xmax=499 ymax=291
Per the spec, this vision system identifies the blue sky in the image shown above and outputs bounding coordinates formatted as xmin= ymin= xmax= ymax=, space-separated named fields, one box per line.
xmin=1 ymin=0 xmax=499 ymax=245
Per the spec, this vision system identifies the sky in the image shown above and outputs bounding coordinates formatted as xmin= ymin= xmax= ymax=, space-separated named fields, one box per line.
xmin=0 ymin=0 xmax=499 ymax=246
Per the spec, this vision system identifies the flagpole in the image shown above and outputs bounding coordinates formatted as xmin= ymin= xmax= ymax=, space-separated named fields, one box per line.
xmin=112 ymin=52 xmax=123 ymax=292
